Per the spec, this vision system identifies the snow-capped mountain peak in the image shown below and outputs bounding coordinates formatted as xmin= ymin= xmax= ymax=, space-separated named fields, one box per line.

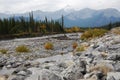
xmin=63 ymin=5 xmax=75 ymax=12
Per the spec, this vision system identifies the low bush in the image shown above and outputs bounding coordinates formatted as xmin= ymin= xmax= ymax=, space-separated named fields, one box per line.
xmin=80 ymin=29 xmax=108 ymax=40
xmin=44 ymin=42 xmax=54 ymax=50
xmin=72 ymin=42 xmax=78 ymax=49
xmin=76 ymin=46 xmax=85 ymax=52
xmin=15 ymin=45 xmax=30 ymax=53
xmin=0 ymin=48 xmax=8 ymax=54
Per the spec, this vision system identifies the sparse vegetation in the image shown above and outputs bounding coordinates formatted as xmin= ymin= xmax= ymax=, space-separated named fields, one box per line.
xmin=44 ymin=42 xmax=54 ymax=50
xmin=70 ymin=26 xmax=81 ymax=32
xmin=80 ymin=29 xmax=108 ymax=40
xmin=72 ymin=42 xmax=78 ymax=49
xmin=111 ymin=27 xmax=120 ymax=35
xmin=65 ymin=26 xmax=84 ymax=33
xmin=65 ymin=28 xmax=73 ymax=33
xmin=90 ymin=64 xmax=112 ymax=75
xmin=76 ymin=45 xmax=85 ymax=52
xmin=0 ymin=48 xmax=8 ymax=54
xmin=15 ymin=45 xmax=30 ymax=53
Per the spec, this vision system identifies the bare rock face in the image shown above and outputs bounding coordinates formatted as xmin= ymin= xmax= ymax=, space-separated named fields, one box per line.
xmin=0 ymin=32 xmax=120 ymax=80
xmin=40 ymin=69 xmax=62 ymax=80
xmin=61 ymin=58 xmax=87 ymax=80
xmin=25 ymin=68 xmax=63 ymax=80
xmin=62 ymin=65 xmax=84 ymax=80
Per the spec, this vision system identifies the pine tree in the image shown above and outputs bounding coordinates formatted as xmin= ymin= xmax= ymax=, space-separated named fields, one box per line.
xmin=61 ymin=15 xmax=65 ymax=33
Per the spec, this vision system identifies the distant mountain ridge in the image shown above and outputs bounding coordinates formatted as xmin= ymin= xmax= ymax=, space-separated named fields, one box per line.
xmin=64 ymin=8 xmax=120 ymax=27
xmin=0 ymin=8 xmax=120 ymax=27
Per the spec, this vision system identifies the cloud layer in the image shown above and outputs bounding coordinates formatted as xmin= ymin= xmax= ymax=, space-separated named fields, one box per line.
xmin=0 ymin=0 xmax=120 ymax=13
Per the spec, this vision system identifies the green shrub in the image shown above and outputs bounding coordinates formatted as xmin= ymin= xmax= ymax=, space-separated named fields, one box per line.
xmin=16 ymin=45 xmax=30 ymax=53
xmin=44 ymin=42 xmax=53 ymax=50
xmin=80 ymin=29 xmax=108 ymax=40
xmin=0 ymin=49 xmax=8 ymax=54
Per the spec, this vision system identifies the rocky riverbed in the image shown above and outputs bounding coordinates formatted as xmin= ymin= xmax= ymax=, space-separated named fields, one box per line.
xmin=0 ymin=31 xmax=120 ymax=80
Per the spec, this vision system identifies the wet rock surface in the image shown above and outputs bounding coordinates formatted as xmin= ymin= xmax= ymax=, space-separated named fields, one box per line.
xmin=0 ymin=32 xmax=120 ymax=80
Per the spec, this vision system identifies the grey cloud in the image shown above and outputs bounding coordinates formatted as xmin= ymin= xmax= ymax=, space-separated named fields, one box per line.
xmin=0 ymin=0 xmax=120 ymax=13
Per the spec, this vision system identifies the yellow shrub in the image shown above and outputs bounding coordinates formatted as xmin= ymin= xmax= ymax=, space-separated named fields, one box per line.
xmin=16 ymin=45 xmax=30 ymax=53
xmin=72 ymin=42 xmax=78 ymax=49
xmin=71 ymin=26 xmax=80 ymax=32
xmin=44 ymin=42 xmax=53 ymax=50
xmin=65 ymin=29 xmax=73 ymax=33
xmin=81 ymin=29 xmax=107 ymax=40
xmin=65 ymin=26 xmax=83 ymax=33
xmin=0 ymin=48 xmax=8 ymax=54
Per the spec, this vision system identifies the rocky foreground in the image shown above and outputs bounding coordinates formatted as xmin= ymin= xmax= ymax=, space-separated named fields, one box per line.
xmin=0 ymin=31 xmax=120 ymax=80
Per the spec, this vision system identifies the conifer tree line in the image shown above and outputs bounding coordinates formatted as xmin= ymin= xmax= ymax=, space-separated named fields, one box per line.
xmin=0 ymin=12 xmax=64 ymax=36
xmin=100 ymin=21 xmax=120 ymax=30
xmin=84 ymin=21 xmax=120 ymax=30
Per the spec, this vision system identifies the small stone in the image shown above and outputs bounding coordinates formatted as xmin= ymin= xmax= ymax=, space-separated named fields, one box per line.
xmin=96 ymin=71 xmax=105 ymax=80
xmin=17 ymin=71 xmax=27 ymax=76
xmin=0 ymin=75 xmax=8 ymax=80
xmin=6 ymin=65 xmax=11 ymax=68
xmin=12 ymin=67 xmax=26 ymax=74
xmin=84 ymin=73 xmax=93 ymax=79
xmin=90 ymin=75 xmax=98 ymax=80
xmin=0 ymin=63 xmax=4 ymax=68
xmin=58 ymin=62 xmax=67 ymax=68
xmin=113 ymin=62 xmax=120 ymax=71
xmin=10 ymin=75 xmax=24 ymax=80
xmin=93 ymin=45 xmax=99 ymax=49
xmin=23 ymin=62 xmax=31 ymax=68
xmin=31 ymin=61 xmax=40 ymax=67
xmin=107 ymin=72 xmax=120 ymax=80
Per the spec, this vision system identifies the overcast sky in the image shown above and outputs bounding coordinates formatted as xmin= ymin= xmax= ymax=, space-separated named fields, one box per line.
xmin=0 ymin=0 xmax=120 ymax=13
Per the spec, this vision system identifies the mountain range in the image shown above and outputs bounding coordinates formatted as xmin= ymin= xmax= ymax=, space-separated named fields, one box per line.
xmin=0 ymin=7 xmax=120 ymax=27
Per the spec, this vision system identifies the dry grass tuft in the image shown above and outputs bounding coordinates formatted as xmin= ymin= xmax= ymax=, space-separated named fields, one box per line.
xmin=72 ymin=42 xmax=78 ymax=49
xmin=0 ymin=48 xmax=8 ymax=54
xmin=90 ymin=64 xmax=112 ymax=75
xmin=44 ymin=42 xmax=54 ymax=50
xmin=15 ymin=45 xmax=30 ymax=53
xmin=76 ymin=46 xmax=85 ymax=52
xmin=72 ymin=43 xmax=89 ymax=56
